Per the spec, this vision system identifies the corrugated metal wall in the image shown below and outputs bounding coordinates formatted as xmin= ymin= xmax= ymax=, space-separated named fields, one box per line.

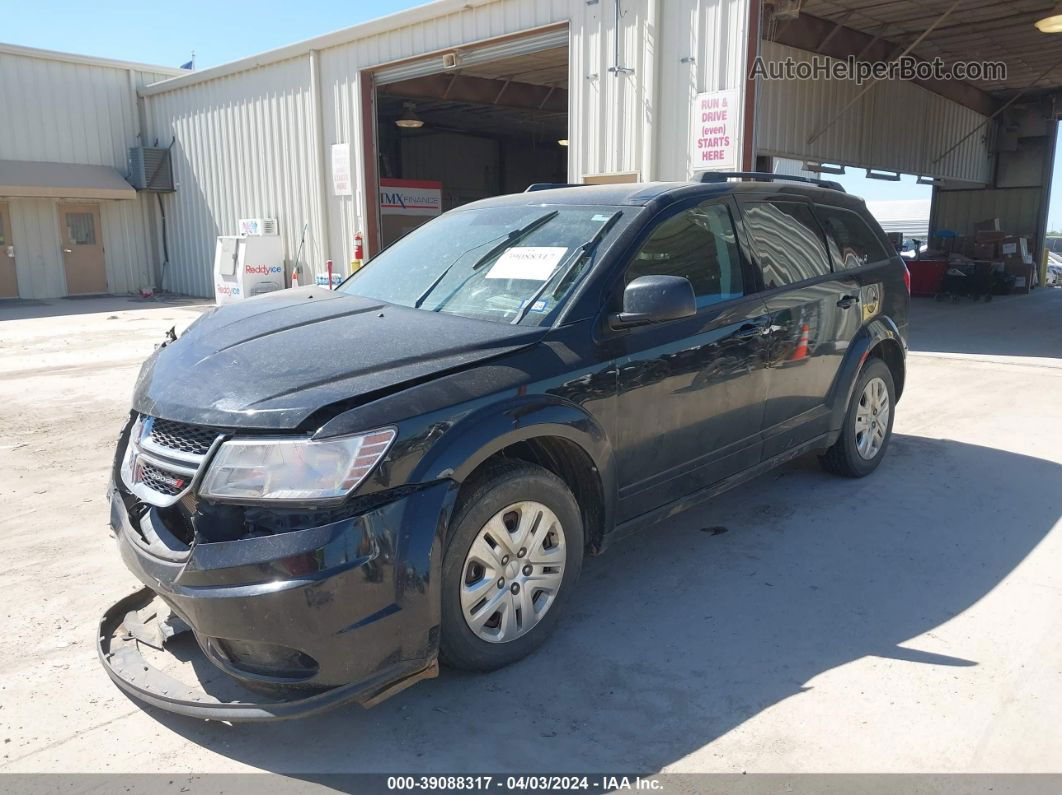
xmin=0 ymin=48 xmax=170 ymax=298
xmin=756 ymin=42 xmax=992 ymax=184
xmin=654 ymin=0 xmax=752 ymax=181
xmin=932 ymin=187 xmax=1044 ymax=240
xmin=143 ymin=0 xmax=754 ymax=294
xmin=144 ymin=56 xmax=322 ymax=298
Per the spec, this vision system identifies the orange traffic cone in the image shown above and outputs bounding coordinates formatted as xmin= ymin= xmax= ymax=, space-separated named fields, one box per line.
xmin=790 ymin=323 xmax=809 ymax=361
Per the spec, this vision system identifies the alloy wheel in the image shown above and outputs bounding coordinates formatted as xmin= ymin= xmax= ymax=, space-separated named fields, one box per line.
xmin=854 ymin=376 xmax=890 ymax=460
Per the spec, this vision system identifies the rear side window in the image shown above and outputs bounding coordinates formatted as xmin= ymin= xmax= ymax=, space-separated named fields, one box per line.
xmin=626 ymin=202 xmax=744 ymax=309
xmin=742 ymin=201 xmax=831 ymax=288
xmin=816 ymin=205 xmax=891 ymax=270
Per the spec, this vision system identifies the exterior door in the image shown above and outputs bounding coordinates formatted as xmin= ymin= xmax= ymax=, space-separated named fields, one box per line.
xmin=0 ymin=203 xmax=17 ymax=298
xmin=612 ymin=199 xmax=771 ymax=522
xmin=59 ymin=204 xmax=107 ymax=295
xmin=738 ymin=198 xmax=858 ymax=458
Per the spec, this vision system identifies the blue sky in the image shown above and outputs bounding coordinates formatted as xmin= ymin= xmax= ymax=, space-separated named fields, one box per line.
xmin=5 ymin=0 xmax=427 ymax=69
xmin=6 ymin=1 xmax=1060 ymax=228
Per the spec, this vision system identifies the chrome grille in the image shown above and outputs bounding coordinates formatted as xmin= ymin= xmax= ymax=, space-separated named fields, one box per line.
xmin=136 ymin=460 xmax=189 ymax=497
xmin=121 ymin=415 xmax=223 ymax=506
xmin=149 ymin=418 xmax=220 ymax=456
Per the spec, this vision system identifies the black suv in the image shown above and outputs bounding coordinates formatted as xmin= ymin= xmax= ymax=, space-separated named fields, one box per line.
xmin=100 ymin=174 xmax=909 ymax=720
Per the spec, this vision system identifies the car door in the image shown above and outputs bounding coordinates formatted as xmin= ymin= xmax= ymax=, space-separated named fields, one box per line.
xmin=610 ymin=198 xmax=772 ymax=523
xmin=737 ymin=196 xmax=861 ymax=459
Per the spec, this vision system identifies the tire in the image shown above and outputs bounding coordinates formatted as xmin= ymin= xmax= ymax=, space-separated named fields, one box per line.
xmin=819 ymin=357 xmax=896 ymax=478
xmin=439 ymin=461 xmax=584 ymax=671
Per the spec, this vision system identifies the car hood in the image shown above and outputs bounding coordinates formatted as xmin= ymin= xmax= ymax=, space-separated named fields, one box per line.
xmin=132 ymin=287 xmax=546 ymax=429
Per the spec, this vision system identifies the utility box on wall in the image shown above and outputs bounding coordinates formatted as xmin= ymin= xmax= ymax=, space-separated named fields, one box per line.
xmin=128 ymin=147 xmax=175 ymax=192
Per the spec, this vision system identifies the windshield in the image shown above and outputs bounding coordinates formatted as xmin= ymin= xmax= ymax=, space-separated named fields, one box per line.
xmin=339 ymin=205 xmax=626 ymax=326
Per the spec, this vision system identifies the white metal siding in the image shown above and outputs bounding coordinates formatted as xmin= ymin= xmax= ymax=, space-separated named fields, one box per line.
xmin=9 ymin=200 xmax=65 ymax=299
xmin=145 ymin=57 xmax=322 ymax=297
xmin=654 ymin=0 xmax=752 ymax=180
xmin=756 ymin=42 xmax=992 ymax=184
xmin=0 ymin=50 xmax=171 ymax=297
xmin=142 ymin=0 xmax=753 ymax=294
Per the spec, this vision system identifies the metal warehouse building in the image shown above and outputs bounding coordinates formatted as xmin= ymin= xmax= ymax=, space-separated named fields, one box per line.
xmin=2 ymin=0 xmax=1059 ymax=299
xmin=0 ymin=44 xmax=182 ymax=299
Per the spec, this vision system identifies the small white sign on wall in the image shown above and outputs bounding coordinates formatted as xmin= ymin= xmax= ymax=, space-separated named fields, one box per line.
xmin=690 ymin=88 xmax=741 ymax=172
xmin=331 ymin=143 xmax=352 ymax=196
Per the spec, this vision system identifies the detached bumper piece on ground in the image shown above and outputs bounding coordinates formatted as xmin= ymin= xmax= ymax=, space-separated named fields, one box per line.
xmin=98 ymin=587 xmax=438 ymax=722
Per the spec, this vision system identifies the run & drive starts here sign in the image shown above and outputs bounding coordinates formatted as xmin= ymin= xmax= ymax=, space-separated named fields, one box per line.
xmin=690 ymin=88 xmax=740 ymax=171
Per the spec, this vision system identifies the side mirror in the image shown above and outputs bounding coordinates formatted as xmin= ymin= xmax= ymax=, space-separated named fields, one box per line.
xmin=610 ymin=275 xmax=697 ymax=329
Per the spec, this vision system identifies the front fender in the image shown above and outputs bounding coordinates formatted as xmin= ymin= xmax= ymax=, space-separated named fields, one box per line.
xmin=827 ymin=316 xmax=907 ymax=436
xmin=409 ymin=395 xmax=618 ymax=533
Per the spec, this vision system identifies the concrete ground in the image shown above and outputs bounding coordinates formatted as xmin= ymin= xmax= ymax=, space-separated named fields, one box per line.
xmin=0 ymin=289 xmax=1060 ymax=774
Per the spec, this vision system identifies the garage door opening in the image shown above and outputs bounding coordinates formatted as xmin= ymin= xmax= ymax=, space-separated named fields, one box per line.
xmin=369 ymin=28 xmax=568 ymax=250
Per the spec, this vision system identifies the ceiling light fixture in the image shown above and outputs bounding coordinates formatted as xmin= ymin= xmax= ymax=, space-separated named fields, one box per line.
xmin=557 ymin=138 xmax=569 ymax=146
xmin=395 ymin=102 xmax=424 ymax=129
xmin=1035 ymin=2 xmax=1062 ymax=32
xmin=866 ymin=169 xmax=901 ymax=181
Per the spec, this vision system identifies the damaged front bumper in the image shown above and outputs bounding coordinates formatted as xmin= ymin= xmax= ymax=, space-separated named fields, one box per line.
xmin=99 ymin=477 xmax=456 ymax=721
xmin=98 ymin=587 xmax=438 ymax=721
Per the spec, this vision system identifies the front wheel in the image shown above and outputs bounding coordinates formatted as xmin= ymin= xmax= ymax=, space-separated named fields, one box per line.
xmin=820 ymin=357 xmax=896 ymax=478
xmin=440 ymin=461 xmax=584 ymax=671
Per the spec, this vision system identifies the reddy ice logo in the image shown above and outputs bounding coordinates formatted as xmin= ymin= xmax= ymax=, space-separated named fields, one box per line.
xmin=245 ymin=264 xmax=282 ymax=275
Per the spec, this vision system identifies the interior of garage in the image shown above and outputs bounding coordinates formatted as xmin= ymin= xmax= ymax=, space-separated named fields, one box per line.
xmin=758 ymin=0 xmax=1062 ymax=299
xmin=372 ymin=41 xmax=568 ymax=247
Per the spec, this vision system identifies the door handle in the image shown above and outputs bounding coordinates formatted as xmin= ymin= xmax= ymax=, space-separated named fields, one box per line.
xmin=63 ymin=248 xmax=73 ymax=253
xmin=735 ymin=318 xmax=770 ymax=338
xmin=837 ymin=294 xmax=859 ymax=309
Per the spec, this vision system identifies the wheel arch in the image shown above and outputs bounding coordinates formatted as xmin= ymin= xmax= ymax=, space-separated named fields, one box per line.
xmin=410 ymin=396 xmax=617 ymax=553
xmin=827 ymin=316 xmax=907 ymax=436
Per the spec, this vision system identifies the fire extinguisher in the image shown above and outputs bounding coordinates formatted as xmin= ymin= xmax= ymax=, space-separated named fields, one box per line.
xmin=352 ymin=231 xmax=364 ymax=273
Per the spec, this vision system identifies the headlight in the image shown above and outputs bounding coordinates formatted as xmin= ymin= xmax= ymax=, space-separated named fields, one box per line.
xmin=199 ymin=428 xmax=396 ymax=501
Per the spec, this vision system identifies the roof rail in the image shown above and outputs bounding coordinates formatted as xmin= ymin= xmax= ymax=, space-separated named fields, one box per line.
xmin=525 ymin=183 xmax=587 ymax=192
xmin=697 ymin=171 xmax=846 ymax=193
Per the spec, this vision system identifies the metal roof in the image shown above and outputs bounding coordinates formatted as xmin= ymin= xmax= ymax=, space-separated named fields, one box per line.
xmin=0 ymin=41 xmax=184 ymax=76
xmin=139 ymin=0 xmax=503 ymax=96
xmin=0 ymin=159 xmax=136 ymax=200
xmin=793 ymin=0 xmax=1062 ymax=98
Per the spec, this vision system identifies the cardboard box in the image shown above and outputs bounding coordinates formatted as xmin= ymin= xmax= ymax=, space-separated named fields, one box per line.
xmin=1001 ymin=236 xmax=1029 ymax=260
xmin=975 ymin=229 xmax=1005 ymax=244
xmin=973 ymin=243 xmax=999 ymax=260
xmin=975 ymin=217 xmax=1001 ymax=233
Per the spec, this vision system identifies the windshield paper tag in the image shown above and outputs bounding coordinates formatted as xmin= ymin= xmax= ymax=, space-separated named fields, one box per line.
xmin=486 ymin=247 xmax=568 ymax=281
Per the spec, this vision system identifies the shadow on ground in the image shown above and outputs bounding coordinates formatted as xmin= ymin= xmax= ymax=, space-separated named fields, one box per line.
xmin=128 ymin=434 xmax=1060 ymax=772
xmin=908 ymin=288 xmax=1062 ymax=359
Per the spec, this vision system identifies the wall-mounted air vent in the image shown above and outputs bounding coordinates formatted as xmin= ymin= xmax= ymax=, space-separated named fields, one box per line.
xmin=128 ymin=146 xmax=175 ymax=192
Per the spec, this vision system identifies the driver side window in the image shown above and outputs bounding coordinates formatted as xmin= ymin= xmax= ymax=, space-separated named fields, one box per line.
xmin=626 ymin=202 xmax=744 ymax=309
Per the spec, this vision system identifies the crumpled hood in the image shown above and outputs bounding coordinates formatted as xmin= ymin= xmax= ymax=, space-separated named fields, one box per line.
xmin=132 ymin=287 xmax=545 ymax=429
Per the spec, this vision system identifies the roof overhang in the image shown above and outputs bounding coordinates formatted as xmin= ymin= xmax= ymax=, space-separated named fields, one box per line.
xmin=0 ymin=160 xmax=137 ymax=200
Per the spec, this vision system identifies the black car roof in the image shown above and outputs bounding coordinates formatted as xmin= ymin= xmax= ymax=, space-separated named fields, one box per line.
xmin=459 ymin=180 xmax=869 ymax=214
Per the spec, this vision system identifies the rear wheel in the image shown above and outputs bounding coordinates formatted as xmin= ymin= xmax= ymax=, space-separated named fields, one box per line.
xmin=440 ymin=461 xmax=583 ymax=671
xmin=820 ymin=357 xmax=895 ymax=478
